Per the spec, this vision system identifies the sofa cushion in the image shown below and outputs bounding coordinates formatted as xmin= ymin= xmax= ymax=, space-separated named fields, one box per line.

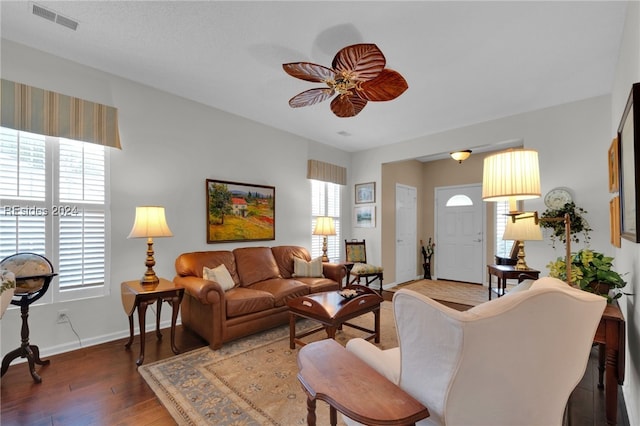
xmin=225 ymin=287 xmax=275 ymax=318
xmin=293 ymin=256 xmax=324 ymax=278
xmin=249 ymin=278 xmax=309 ymax=307
xmin=294 ymin=276 xmax=340 ymax=293
xmin=203 ymin=264 xmax=235 ymax=291
xmin=271 ymin=245 xmax=311 ymax=278
xmin=233 ymin=247 xmax=281 ymax=286
xmin=175 ymin=250 xmax=239 ymax=285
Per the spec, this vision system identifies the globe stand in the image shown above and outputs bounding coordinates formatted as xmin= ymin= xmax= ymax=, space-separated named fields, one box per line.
xmin=0 ymin=253 xmax=56 ymax=384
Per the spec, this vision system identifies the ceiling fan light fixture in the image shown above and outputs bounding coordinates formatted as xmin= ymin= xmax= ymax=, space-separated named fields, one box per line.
xmin=450 ymin=150 xmax=472 ymax=164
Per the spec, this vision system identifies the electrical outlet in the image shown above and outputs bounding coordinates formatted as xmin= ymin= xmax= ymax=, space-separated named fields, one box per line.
xmin=56 ymin=309 xmax=69 ymax=324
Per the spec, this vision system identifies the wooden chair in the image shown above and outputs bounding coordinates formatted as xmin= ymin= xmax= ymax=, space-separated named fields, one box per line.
xmin=344 ymin=239 xmax=383 ymax=292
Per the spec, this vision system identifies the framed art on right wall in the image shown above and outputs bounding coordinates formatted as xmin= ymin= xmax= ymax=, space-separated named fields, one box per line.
xmin=618 ymin=82 xmax=640 ymax=243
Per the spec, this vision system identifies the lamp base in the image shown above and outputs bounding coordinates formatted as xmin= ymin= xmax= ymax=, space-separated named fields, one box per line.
xmin=140 ymin=271 xmax=159 ymax=286
xmin=515 ymin=242 xmax=529 ymax=271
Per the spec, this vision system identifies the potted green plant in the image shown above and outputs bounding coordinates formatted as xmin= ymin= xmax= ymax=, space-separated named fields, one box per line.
xmin=547 ymin=249 xmax=626 ymax=302
xmin=540 ymin=202 xmax=592 ymax=247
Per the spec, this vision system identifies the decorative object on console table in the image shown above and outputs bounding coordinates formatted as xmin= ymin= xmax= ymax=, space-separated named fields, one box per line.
xmin=128 ymin=206 xmax=173 ymax=285
xmin=355 ymin=181 xmax=375 ymax=204
xmin=547 ymin=249 xmax=626 ymax=303
xmin=313 ymin=216 xmax=336 ymax=262
xmin=205 ymin=179 xmax=275 ymax=243
xmin=502 ymin=213 xmax=542 ymax=270
xmin=618 ymin=82 xmax=640 ymax=243
xmin=121 ymin=278 xmax=184 ymax=366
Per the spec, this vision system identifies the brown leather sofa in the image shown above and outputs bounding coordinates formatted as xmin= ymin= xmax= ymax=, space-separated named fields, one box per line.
xmin=174 ymin=245 xmax=346 ymax=349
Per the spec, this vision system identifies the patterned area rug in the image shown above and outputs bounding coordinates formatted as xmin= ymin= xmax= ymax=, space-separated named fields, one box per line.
xmin=139 ymin=302 xmax=397 ymax=425
xmin=389 ymin=279 xmax=490 ymax=308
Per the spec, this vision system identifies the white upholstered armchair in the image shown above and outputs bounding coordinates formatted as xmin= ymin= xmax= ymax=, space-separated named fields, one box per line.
xmin=344 ymin=277 xmax=606 ymax=426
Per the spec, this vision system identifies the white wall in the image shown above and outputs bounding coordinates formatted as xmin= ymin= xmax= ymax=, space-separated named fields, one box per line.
xmin=610 ymin=2 xmax=640 ymax=425
xmin=0 ymin=40 xmax=350 ymax=356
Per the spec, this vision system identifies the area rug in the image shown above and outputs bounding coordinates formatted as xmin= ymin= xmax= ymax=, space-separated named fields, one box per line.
xmin=389 ymin=279 xmax=490 ymax=308
xmin=139 ymin=302 xmax=396 ymax=426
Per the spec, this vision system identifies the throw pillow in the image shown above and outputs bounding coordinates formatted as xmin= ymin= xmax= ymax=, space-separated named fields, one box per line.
xmin=203 ymin=264 xmax=235 ymax=291
xmin=292 ymin=256 xmax=324 ymax=278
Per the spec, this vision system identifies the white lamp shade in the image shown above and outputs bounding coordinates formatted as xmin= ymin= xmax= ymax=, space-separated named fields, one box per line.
xmin=128 ymin=206 xmax=173 ymax=238
xmin=503 ymin=214 xmax=543 ymax=241
xmin=313 ymin=217 xmax=336 ymax=236
xmin=482 ymin=149 xmax=541 ymax=201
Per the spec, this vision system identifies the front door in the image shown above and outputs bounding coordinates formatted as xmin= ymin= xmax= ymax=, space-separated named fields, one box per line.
xmin=435 ymin=184 xmax=485 ymax=284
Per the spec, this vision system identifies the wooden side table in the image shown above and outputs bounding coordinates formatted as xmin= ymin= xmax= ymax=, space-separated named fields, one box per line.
xmin=297 ymin=339 xmax=429 ymax=426
xmin=487 ymin=264 xmax=539 ymax=300
xmin=121 ymin=278 xmax=184 ymax=366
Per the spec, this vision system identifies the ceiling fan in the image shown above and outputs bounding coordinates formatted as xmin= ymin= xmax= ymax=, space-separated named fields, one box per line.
xmin=282 ymin=43 xmax=408 ymax=118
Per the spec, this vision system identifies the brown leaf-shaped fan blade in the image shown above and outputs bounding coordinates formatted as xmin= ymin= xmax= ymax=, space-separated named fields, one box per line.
xmin=282 ymin=62 xmax=335 ymax=83
xmin=332 ymin=44 xmax=386 ymax=82
xmin=288 ymin=88 xmax=335 ymax=108
xmin=358 ymin=69 xmax=409 ymax=102
xmin=330 ymin=94 xmax=367 ymax=117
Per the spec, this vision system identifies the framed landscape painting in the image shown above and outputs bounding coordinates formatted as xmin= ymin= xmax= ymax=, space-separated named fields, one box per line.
xmin=354 ymin=205 xmax=376 ymax=228
xmin=206 ymin=179 xmax=275 ymax=243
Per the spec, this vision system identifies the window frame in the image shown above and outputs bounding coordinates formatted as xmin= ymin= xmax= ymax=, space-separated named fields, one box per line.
xmin=311 ymin=179 xmax=341 ymax=262
xmin=0 ymin=128 xmax=111 ymax=303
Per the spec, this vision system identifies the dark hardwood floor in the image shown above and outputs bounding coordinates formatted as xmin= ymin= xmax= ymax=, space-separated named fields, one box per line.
xmin=0 ymin=290 xmax=629 ymax=425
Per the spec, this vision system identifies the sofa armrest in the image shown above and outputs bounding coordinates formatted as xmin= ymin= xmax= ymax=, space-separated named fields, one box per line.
xmin=174 ymin=275 xmax=223 ymax=306
xmin=322 ymin=262 xmax=347 ymax=287
xmin=346 ymin=338 xmax=401 ymax=384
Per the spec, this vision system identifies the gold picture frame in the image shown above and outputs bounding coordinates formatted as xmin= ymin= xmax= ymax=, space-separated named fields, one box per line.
xmin=610 ymin=196 xmax=621 ymax=248
xmin=608 ymin=136 xmax=619 ymax=193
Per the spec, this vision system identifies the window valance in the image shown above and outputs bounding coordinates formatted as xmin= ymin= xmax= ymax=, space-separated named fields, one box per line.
xmin=307 ymin=159 xmax=347 ymax=185
xmin=1 ymin=79 xmax=121 ymax=149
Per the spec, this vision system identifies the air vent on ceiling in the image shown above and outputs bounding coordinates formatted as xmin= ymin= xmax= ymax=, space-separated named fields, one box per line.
xmin=32 ymin=3 xmax=79 ymax=31
xmin=337 ymin=131 xmax=352 ymax=137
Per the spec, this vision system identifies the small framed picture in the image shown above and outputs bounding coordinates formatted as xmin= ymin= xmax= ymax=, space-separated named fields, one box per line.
xmin=355 ymin=182 xmax=375 ymax=204
xmin=354 ymin=205 xmax=376 ymax=228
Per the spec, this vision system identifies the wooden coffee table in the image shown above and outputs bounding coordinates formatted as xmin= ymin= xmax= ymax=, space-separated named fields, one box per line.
xmin=297 ymin=339 xmax=429 ymax=426
xmin=287 ymin=285 xmax=383 ymax=349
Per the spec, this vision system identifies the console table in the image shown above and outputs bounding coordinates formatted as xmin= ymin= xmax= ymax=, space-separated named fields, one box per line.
xmin=297 ymin=339 xmax=429 ymax=425
xmin=487 ymin=264 xmax=539 ymax=300
xmin=594 ymin=302 xmax=625 ymax=425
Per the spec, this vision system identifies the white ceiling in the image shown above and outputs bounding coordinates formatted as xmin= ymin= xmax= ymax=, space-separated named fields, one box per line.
xmin=0 ymin=1 xmax=628 ymax=153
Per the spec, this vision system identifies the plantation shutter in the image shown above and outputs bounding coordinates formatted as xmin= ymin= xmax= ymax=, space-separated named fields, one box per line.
xmin=0 ymin=128 xmax=47 ymax=256
xmin=495 ymin=200 xmax=515 ymax=258
xmin=57 ymin=139 xmax=105 ymax=289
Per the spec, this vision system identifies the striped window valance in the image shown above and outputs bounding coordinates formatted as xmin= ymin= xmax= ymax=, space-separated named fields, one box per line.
xmin=1 ymin=79 xmax=121 ymax=149
xmin=307 ymin=159 xmax=347 ymax=185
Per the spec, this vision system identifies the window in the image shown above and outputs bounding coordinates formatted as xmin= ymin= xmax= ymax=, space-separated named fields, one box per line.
xmin=311 ymin=180 xmax=341 ymax=261
xmin=0 ymin=127 xmax=109 ymax=301
xmin=495 ymin=200 xmax=515 ymax=258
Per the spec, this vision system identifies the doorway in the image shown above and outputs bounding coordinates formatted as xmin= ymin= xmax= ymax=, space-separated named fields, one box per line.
xmin=435 ymin=184 xmax=485 ymax=284
xmin=395 ymin=184 xmax=417 ymax=284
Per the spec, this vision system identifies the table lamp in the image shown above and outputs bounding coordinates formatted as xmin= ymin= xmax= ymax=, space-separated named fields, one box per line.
xmin=502 ymin=213 xmax=543 ymax=270
xmin=313 ymin=217 xmax=336 ymax=262
xmin=128 ymin=206 xmax=173 ymax=285
xmin=483 ymin=148 xmax=572 ymax=280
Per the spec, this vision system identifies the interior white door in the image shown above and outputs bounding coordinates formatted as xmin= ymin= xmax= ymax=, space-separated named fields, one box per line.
xmin=396 ymin=184 xmax=417 ymax=284
xmin=435 ymin=184 xmax=485 ymax=284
